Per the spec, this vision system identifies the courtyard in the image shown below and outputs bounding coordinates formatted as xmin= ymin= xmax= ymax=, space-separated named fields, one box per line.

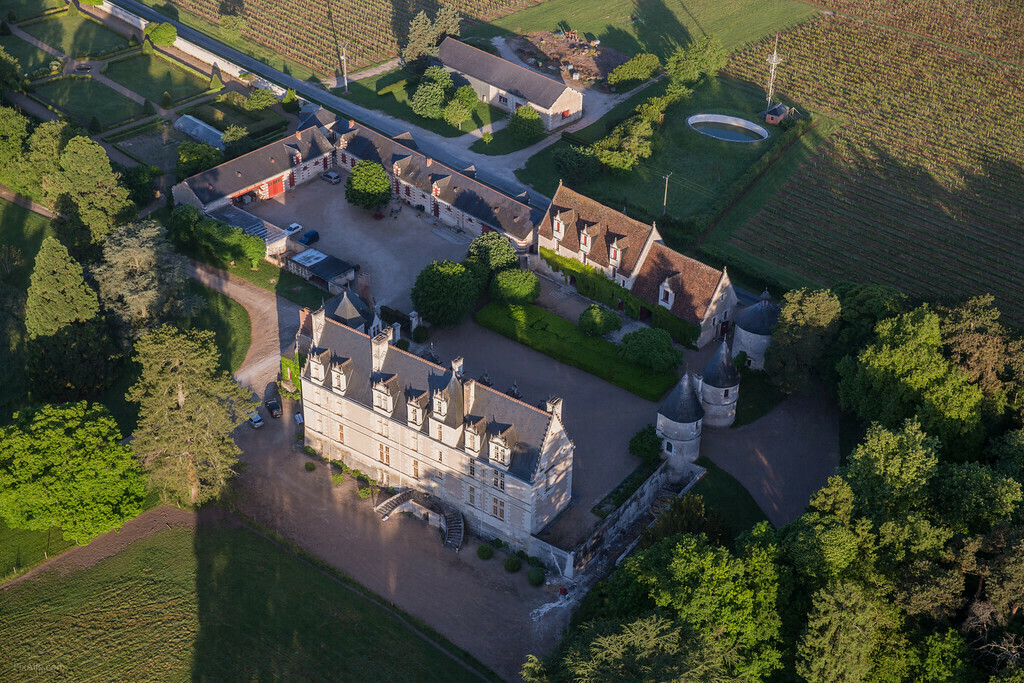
xmin=245 ymin=180 xmax=471 ymax=312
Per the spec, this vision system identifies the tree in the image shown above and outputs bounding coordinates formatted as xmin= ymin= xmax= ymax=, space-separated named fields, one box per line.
xmin=432 ymin=4 xmax=462 ymax=43
xmin=830 ymin=282 xmax=908 ymax=365
xmin=620 ymin=327 xmax=681 ymax=372
xmin=641 ymin=494 xmax=730 ymax=549
xmin=0 ymin=105 xmax=28 ymax=172
xmin=490 ymin=268 xmax=539 ymax=305
xmin=443 ymin=99 xmax=471 ymax=130
xmin=44 ymin=136 xmax=133 ymax=244
xmin=423 ymin=65 xmax=453 ymax=92
xmin=579 ymin=303 xmax=621 ymax=336
xmin=454 ymin=84 xmax=478 ymax=109
xmin=796 ymin=582 xmax=892 ymax=683
xmin=25 ymin=236 xmax=99 ymax=339
xmin=837 ymin=306 xmax=985 ymax=458
xmin=607 ymin=53 xmax=661 ymax=87
xmin=509 ymin=104 xmax=544 ymax=142
xmin=92 ymin=220 xmax=189 ymax=333
xmin=0 ymin=243 xmax=21 ymax=277
xmin=208 ymin=72 xmax=224 ymax=91
xmin=410 ymin=260 xmax=479 ymax=326
xmin=666 ymin=35 xmax=726 ymax=85
xmin=177 ymin=141 xmax=224 ymax=179
xmin=928 ymin=462 xmax=1022 ymax=535
xmin=402 ymin=11 xmax=434 ymax=64
xmin=128 ymin=325 xmax=253 ymax=505
xmin=628 ymin=424 xmax=661 ymax=465
xmin=0 ymin=45 xmax=21 ymax=100
xmin=344 ymin=160 xmax=391 ymax=210
xmin=244 ymin=87 xmax=276 ymax=111
xmin=553 ymin=144 xmax=600 ymax=183
xmin=990 ymin=428 xmax=1024 ymax=484
xmin=466 ymin=232 xmax=518 ymax=278
xmin=16 ymin=119 xmax=73 ymax=200
xmin=764 ymin=288 xmax=841 ymax=394
xmin=0 ymin=402 xmax=145 ymax=544
xmin=240 ymin=230 xmax=265 ymax=269
xmin=411 ymin=82 xmax=446 ymax=119
xmin=144 ymin=21 xmax=177 ymax=46
xmin=116 ymin=162 xmax=160 ymax=208
xmin=222 ymin=124 xmax=248 ymax=144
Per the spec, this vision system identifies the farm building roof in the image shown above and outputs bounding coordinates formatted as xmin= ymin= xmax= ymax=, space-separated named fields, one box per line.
xmin=631 ymin=243 xmax=727 ymax=325
xmin=174 ymin=115 xmax=225 ymax=151
xmin=438 ymin=37 xmax=571 ymax=109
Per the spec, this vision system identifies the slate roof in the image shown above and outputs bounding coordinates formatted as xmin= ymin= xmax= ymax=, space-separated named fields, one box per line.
xmin=174 ymin=115 xmax=225 ymax=150
xmin=735 ymin=290 xmax=781 ymax=336
xmin=438 ymin=37 xmax=570 ymax=109
xmin=208 ymin=205 xmax=288 ymax=246
xmin=659 ymin=373 xmax=704 ymax=424
xmin=311 ymin=317 xmax=553 ymax=483
xmin=324 ymin=288 xmax=374 ymax=331
xmin=538 ymin=185 xmax=656 ymax=278
xmin=338 ymin=125 xmax=542 ymax=242
xmin=702 ymin=341 xmax=741 ymax=389
xmin=631 ymin=242 xmax=726 ymax=325
xmin=184 ymin=126 xmax=335 ymax=206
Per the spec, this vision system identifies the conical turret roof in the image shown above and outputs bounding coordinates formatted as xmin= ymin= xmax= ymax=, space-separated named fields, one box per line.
xmin=658 ymin=373 xmax=704 ymax=424
xmin=735 ymin=289 xmax=781 ymax=336
xmin=701 ymin=341 xmax=740 ymax=389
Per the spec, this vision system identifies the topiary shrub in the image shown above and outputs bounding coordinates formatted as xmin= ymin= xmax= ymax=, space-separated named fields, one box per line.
xmin=516 ymin=549 xmax=528 ymax=559
xmin=477 ymin=543 xmax=494 ymax=560
xmin=412 ymin=325 xmax=429 ymax=343
xmin=490 ymin=269 xmax=539 ymax=305
xmin=578 ymin=303 xmax=622 ymax=336
xmin=304 ymin=461 xmax=316 ymax=471
xmin=527 ymin=567 xmax=545 ymax=586
xmin=331 ymin=472 xmax=345 ymax=485
xmin=395 ymin=339 xmax=410 ymax=351
xmin=629 ymin=424 xmax=662 ymax=465
xmin=527 ymin=555 xmax=542 ymax=567
xmin=302 ymin=445 xmax=316 ymax=457
xmin=492 ymin=538 xmax=504 ymax=549
xmin=504 ymin=556 xmax=522 ymax=573
xmin=358 ymin=487 xmax=373 ymax=499
xmin=161 ymin=90 xmax=173 ymax=108
xmin=481 ymin=132 xmax=493 ymax=144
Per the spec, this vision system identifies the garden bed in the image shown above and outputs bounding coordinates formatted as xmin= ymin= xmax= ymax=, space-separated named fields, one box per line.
xmin=33 ymin=76 xmax=144 ymax=128
xmin=103 ymin=52 xmax=210 ymax=104
xmin=112 ymin=122 xmax=187 ymax=171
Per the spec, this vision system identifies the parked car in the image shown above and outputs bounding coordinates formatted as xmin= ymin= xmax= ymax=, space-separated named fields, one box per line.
xmin=248 ymin=410 xmax=264 ymax=428
xmin=74 ymin=64 xmax=92 ymax=73
xmin=287 ymin=222 xmax=303 ymax=234
xmin=265 ymin=399 xmax=282 ymax=418
xmin=298 ymin=230 xmax=319 ymax=246
xmin=321 ymin=171 xmax=341 ymax=184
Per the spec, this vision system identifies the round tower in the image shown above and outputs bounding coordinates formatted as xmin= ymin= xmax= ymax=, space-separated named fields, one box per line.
xmin=700 ymin=340 xmax=740 ymax=428
xmin=656 ymin=373 xmax=704 ymax=480
xmin=732 ymin=289 xmax=781 ymax=370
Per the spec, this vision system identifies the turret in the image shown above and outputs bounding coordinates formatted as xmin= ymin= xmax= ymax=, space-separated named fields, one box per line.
xmin=700 ymin=341 xmax=740 ymax=428
xmin=732 ymin=289 xmax=781 ymax=370
xmin=656 ymin=373 xmax=704 ymax=480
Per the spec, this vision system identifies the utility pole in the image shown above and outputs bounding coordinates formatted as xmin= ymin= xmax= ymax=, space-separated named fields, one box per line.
xmin=341 ymin=42 xmax=349 ymax=93
xmin=662 ymin=172 xmax=673 ymax=215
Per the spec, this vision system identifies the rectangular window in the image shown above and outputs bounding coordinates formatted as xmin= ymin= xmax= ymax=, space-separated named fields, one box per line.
xmin=412 ymin=459 xmax=419 ymax=479
xmin=469 ymin=461 xmax=475 ymax=478
xmin=498 ymin=95 xmax=508 ymax=104
xmin=724 ymin=389 xmax=730 ymax=398
xmin=662 ymin=289 xmax=670 ymax=302
xmin=492 ymin=497 xmax=505 ymax=520
xmin=405 ymin=185 xmax=410 ymax=197
xmin=562 ymin=109 xmax=571 ymax=119
xmin=410 ymin=432 xmax=418 ymax=452
xmin=468 ymin=486 xmax=476 ymax=507
xmin=493 ymin=471 xmax=505 ymax=491
xmin=338 ymin=424 xmax=344 ymax=443
xmin=436 ymin=424 xmax=443 ymax=441
xmin=468 ymin=433 xmax=475 ymax=449
xmin=378 ymin=444 xmax=390 ymax=465
xmin=437 ymin=450 xmax=443 ymax=464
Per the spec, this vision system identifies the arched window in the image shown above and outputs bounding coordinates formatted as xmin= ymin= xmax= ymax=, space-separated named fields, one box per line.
xmin=664 ymin=441 xmax=673 ymax=453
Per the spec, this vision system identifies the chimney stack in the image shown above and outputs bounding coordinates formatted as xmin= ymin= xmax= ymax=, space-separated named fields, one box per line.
xmin=451 ymin=356 xmax=464 ymax=375
xmin=357 ymin=271 xmax=372 ymax=306
xmin=426 ymin=157 xmax=432 ymax=167
xmin=371 ymin=328 xmax=393 ymax=372
xmin=546 ymin=396 xmax=563 ymax=421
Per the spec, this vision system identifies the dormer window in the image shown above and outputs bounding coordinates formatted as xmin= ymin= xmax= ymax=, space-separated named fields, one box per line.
xmin=552 ymin=217 xmax=564 ymax=240
xmin=433 ymin=393 xmax=448 ymax=419
xmin=610 ymin=248 xmax=618 ymax=260
xmin=331 ymin=366 xmax=346 ymax=392
xmin=373 ymin=385 xmax=394 ymax=413
xmin=408 ymin=403 xmax=421 ymax=426
xmin=310 ymin=358 xmax=325 ymax=383
xmin=659 ymin=279 xmax=675 ymax=309
xmin=490 ymin=439 xmax=508 ymax=467
xmin=580 ymin=231 xmax=589 ymax=247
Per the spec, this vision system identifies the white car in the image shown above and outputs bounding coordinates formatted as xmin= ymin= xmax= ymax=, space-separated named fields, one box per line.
xmin=321 ymin=171 xmax=341 ymax=184
xmin=248 ymin=411 xmax=264 ymax=428
xmin=286 ymin=222 xmax=303 ymax=234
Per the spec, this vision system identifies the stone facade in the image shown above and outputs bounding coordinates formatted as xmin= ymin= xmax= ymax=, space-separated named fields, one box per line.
xmin=699 ymin=341 xmax=741 ymax=428
xmin=656 ymin=373 xmax=704 ymax=476
xmin=732 ymin=290 xmax=782 ymax=370
xmin=300 ymin=313 xmax=574 ymax=547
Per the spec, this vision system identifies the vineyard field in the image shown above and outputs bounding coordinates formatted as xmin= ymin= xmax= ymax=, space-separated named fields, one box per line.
xmin=716 ymin=15 xmax=1024 ymax=323
xmin=138 ymin=0 xmax=543 ymax=77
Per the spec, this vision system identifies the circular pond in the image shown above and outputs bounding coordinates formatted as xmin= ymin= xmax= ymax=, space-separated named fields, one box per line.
xmin=687 ymin=114 xmax=769 ymax=142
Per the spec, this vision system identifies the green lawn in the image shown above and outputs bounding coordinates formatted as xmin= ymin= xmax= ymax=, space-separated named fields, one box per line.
xmin=34 ymin=76 xmax=144 ymax=128
xmin=21 ymin=11 xmax=130 ymax=59
xmin=0 ymin=0 xmax=62 ymax=20
xmin=184 ymin=93 xmax=288 ymax=138
xmin=0 ymin=33 xmax=55 ymax=75
xmin=133 ymin=0 xmax=320 ymax=81
xmin=692 ymin=456 xmax=769 ymax=540
xmin=464 ymin=0 xmax=817 ymax=59
xmin=733 ymin=367 xmax=785 ymax=427
xmin=469 ymin=125 xmax=543 ymax=155
xmin=338 ymin=68 xmax=506 ymax=138
xmin=103 ymin=52 xmax=209 ymax=104
xmin=0 ymin=524 xmax=490 ymax=680
xmin=475 ymin=302 xmax=677 ymax=401
xmin=0 ymin=518 xmax=74 ymax=582
xmin=187 ymin=279 xmax=251 ymax=373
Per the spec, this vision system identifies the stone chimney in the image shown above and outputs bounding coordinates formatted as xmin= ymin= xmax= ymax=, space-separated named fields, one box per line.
xmin=371 ymin=328 xmax=393 ymax=371
xmin=296 ymin=128 xmax=302 ymax=141
xmin=426 ymin=157 xmax=433 ymax=167
xmin=357 ymin=271 xmax=372 ymax=305
xmin=451 ymin=356 xmax=464 ymax=375
xmin=545 ymin=396 xmax=563 ymax=421
xmin=463 ymin=378 xmax=477 ymax=411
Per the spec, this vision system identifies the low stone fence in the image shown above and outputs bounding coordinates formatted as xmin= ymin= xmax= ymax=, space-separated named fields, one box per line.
xmin=524 ymin=535 xmax=575 ymax=581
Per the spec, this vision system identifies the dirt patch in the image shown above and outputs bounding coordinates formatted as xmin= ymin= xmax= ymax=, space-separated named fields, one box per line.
xmin=113 ymin=123 xmax=189 ymax=173
xmin=510 ymin=32 xmax=630 ymax=86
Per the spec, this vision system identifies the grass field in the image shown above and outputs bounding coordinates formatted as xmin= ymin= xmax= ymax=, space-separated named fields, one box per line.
xmin=720 ymin=14 xmax=1024 ymax=324
xmin=21 ymin=11 xmax=130 ymax=59
xmin=0 ymin=0 xmax=62 ymax=20
xmin=0 ymin=524 xmax=488 ymax=680
xmin=103 ymin=53 xmax=209 ymax=104
xmin=0 ymin=519 xmax=75 ymax=582
xmin=692 ymin=456 xmax=769 ymax=539
xmin=338 ymin=69 xmax=505 ymax=138
xmin=469 ymin=124 xmax=541 ymax=155
xmin=475 ymin=302 xmax=678 ymax=401
xmin=464 ymin=0 xmax=818 ymax=59
xmin=34 ymin=76 xmax=144 ymax=128
xmin=0 ymin=33 xmax=56 ymax=75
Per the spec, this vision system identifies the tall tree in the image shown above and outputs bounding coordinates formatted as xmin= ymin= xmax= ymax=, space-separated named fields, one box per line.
xmin=402 ymin=11 xmax=434 ymax=64
xmin=0 ymin=45 xmax=21 ymax=101
xmin=177 ymin=141 xmax=224 ymax=179
xmin=44 ymin=136 xmax=133 ymax=244
xmin=0 ymin=105 xmax=28 ymax=172
xmin=128 ymin=326 xmax=252 ymax=505
xmin=25 ymin=236 xmax=99 ymax=339
xmin=666 ymin=36 xmax=726 ymax=86
xmin=410 ymin=259 xmax=479 ymax=326
xmin=928 ymin=462 xmax=1022 ymax=535
xmin=0 ymin=402 xmax=145 ymax=544
xmin=344 ymin=160 xmax=391 ymax=209
xmin=92 ymin=220 xmax=190 ymax=334
xmin=466 ymin=231 xmax=518 ymax=279
xmin=845 ymin=419 xmax=938 ymax=522
xmin=432 ymin=5 xmax=462 ymax=43
xmin=17 ymin=119 xmax=73 ymax=200
xmin=764 ymin=288 xmax=841 ymax=394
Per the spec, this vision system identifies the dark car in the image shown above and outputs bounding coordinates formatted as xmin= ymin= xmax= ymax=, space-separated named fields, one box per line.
xmin=265 ymin=399 xmax=282 ymax=418
xmin=298 ymin=230 xmax=319 ymax=246
xmin=75 ymin=64 xmax=92 ymax=73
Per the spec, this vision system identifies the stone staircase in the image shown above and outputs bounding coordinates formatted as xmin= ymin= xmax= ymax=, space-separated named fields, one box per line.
xmin=374 ymin=489 xmax=413 ymax=519
xmin=441 ymin=504 xmax=464 ymax=550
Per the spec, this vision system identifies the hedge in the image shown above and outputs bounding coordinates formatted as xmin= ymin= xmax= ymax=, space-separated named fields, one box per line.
xmin=607 ymin=53 xmax=661 ymax=88
xmin=474 ymin=303 xmax=677 ymax=401
xmin=477 ymin=543 xmax=494 ymax=560
xmin=504 ymin=556 xmax=522 ymax=573
xmin=527 ymin=567 xmax=545 ymax=586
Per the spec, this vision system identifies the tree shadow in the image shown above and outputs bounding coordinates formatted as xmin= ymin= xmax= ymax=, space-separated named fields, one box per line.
xmin=631 ymin=0 xmax=691 ymax=57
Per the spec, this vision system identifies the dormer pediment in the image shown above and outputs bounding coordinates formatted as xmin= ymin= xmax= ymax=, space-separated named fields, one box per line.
xmin=432 ymin=389 xmax=449 ymax=418
xmin=373 ymin=373 xmax=398 ymax=413
xmin=330 ymin=357 xmax=351 ymax=392
xmin=406 ymin=388 xmax=428 ymax=426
